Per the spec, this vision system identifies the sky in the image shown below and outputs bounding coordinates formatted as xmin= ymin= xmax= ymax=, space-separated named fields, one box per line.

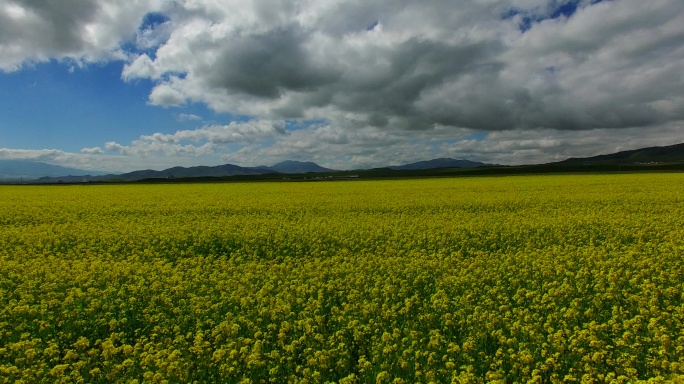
xmin=1 ymin=0 xmax=684 ymax=172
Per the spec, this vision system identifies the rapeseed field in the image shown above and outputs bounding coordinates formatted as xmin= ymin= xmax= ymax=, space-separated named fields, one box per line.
xmin=1 ymin=174 xmax=683 ymax=383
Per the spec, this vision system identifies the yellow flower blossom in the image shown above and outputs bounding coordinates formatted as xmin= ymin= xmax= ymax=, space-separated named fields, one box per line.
xmin=0 ymin=174 xmax=683 ymax=382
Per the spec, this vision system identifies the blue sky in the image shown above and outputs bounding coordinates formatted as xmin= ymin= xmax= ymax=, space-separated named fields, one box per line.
xmin=2 ymin=60 xmax=160 ymax=151
xmin=0 ymin=60 xmax=227 ymax=151
xmin=1 ymin=0 xmax=683 ymax=172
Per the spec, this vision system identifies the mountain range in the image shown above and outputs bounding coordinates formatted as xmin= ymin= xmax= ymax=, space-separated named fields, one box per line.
xmin=2 ymin=142 xmax=684 ymax=183
xmin=9 ymin=158 xmax=490 ymax=182
xmin=557 ymin=143 xmax=684 ymax=165
xmin=0 ymin=160 xmax=107 ymax=180
xmin=389 ymin=158 xmax=488 ymax=170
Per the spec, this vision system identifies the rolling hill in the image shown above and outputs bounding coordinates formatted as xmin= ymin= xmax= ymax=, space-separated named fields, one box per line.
xmin=268 ymin=160 xmax=335 ymax=174
xmin=557 ymin=143 xmax=684 ymax=165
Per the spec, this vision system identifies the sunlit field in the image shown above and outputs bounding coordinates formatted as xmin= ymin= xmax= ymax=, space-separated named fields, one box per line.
xmin=1 ymin=174 xmax=684 ymax=383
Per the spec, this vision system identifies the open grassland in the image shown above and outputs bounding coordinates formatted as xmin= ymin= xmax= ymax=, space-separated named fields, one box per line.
xmin=1 ymin=174 xmax=684 ymax=383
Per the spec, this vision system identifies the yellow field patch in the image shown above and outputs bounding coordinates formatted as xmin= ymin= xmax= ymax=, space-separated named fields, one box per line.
xmin=1 ymin=174 xmax=683 ymax=382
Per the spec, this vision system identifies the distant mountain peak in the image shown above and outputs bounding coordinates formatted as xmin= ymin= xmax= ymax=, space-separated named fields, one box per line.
xmin=268 ymin=160 xmax=334 ymax=173
xmin=275 ymin=160 xmax=307 ymax=164
xmin=389 ymin=158 xmax=490 ymax=171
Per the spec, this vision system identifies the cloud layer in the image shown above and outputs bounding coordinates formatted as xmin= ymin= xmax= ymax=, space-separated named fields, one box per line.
xmin=122 ymin=0 xmax=684 ymax=132
xmin=2 ymin=0 xmax=684 ymax=170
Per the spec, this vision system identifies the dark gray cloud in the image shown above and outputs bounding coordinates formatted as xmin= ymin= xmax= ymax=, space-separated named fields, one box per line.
xmin=0 ymin=0 xmax=99 ymax=52
xmin=0 ymin=0 xmax=167 ymax=70
xmin=329 ymin=38 xmax=505 ymax=130
xmin=201 ymin=26 xmax=342 ymax=99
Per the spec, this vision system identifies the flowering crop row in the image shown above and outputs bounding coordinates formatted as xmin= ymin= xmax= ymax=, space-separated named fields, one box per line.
xmin=1 ymin=174 xmax=683 ymax=383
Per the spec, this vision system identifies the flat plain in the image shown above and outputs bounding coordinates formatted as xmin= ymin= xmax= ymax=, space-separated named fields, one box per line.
xmin=1 ymin=174 xmax=683 ymax=383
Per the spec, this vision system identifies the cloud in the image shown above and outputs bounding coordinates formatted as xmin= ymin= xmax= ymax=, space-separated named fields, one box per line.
xmin=0 ymin=1 xmax=172 ymax=71
xmin=144 ymin=120 xmax=287 ymax=143
xmin=101 ymin=120 xmax=287 ymax=157
xmin=148 ymin=81 xmax=186 ymax=106
xmin=439 ymin=122 xmax=684 ymax=165
xmin=3 ymin=0 xmax=684 ymax=169
xmin=0 ymin=148 xmax=67 ymax=162
xmin=177 ymin=113 xmax=202 ymax=122
xmin=113 ymin=0 xmax=684 ymax=137
xmin=81 ymin=147 xmax=104 ymax=155
xmin=104 ymin=140 xmax=215 ymax=157
xmin=0 ymin=147 xmax=212 ymax=173
xmin=221 ymin=123 xmax=476 ymax=169
xmin=121 ymin=54 xmax=157 ymax=80
xmin=218 ymin=120 xmax=684 ymax=169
